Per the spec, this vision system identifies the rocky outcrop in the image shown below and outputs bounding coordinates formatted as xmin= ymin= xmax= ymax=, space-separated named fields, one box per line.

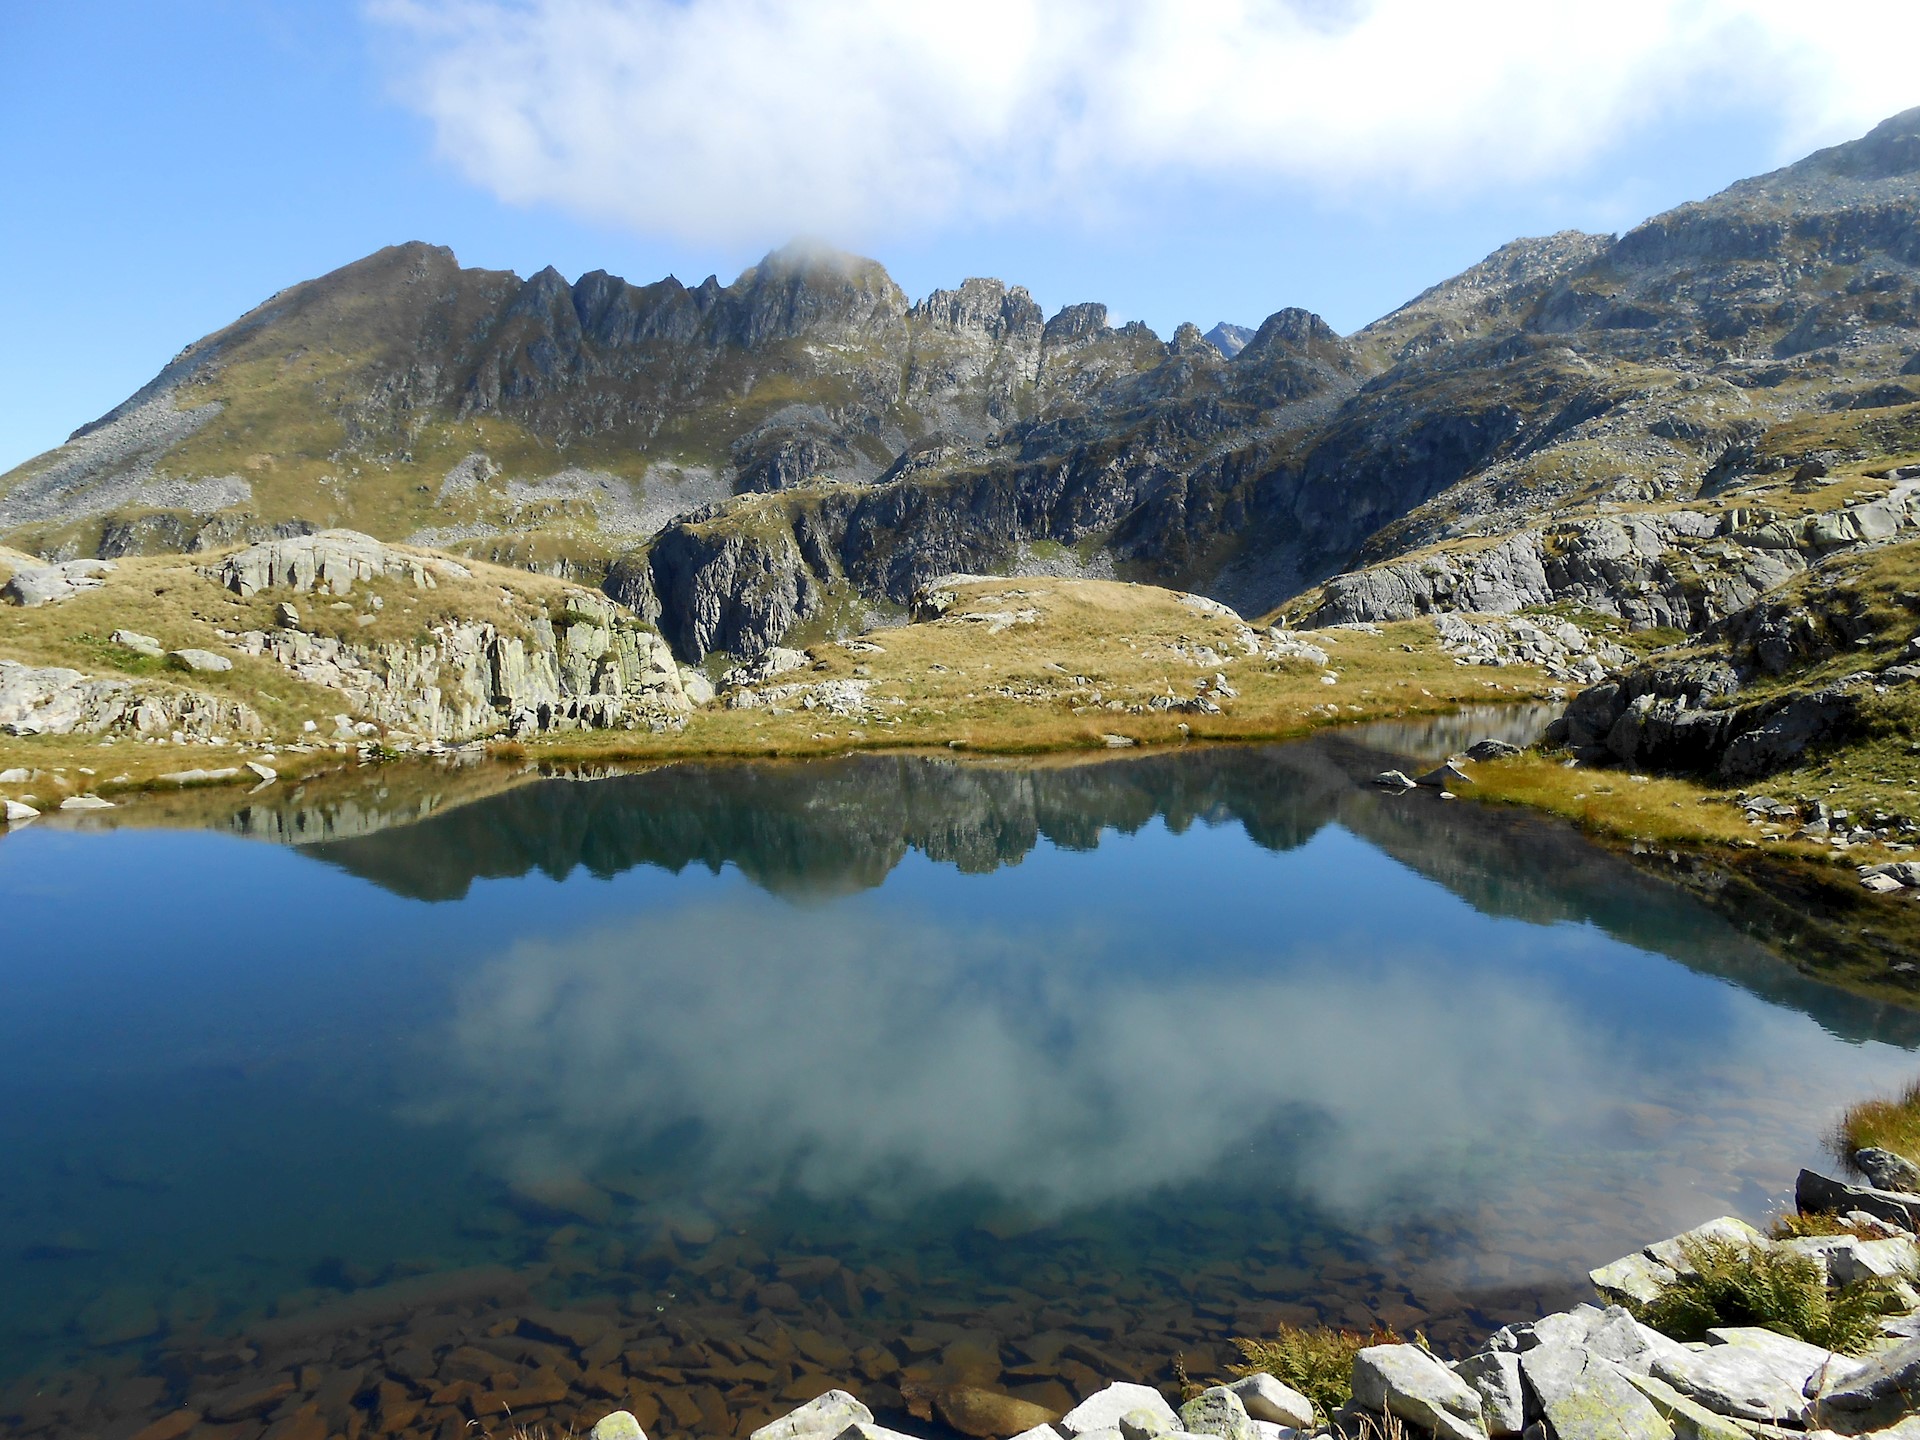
xmin=1 ymin=557 xmax=115 ymax=606
xmin=236 ymin=588 xmax=692 ymax=741
xmin=1302 ymin=488 xmax=1920 ymax=635
xmin=214 ymin=530 xmax=473 ymax=597
xmin=0 ymin=659 xmax=262 ymax=740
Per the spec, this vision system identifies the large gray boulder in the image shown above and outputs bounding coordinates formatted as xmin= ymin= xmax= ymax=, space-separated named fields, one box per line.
xmin=1518 ymin=1343 xmax=1673 ymax=1440
xmin=1060 ymin=1384 xmax=1180 ymax=1439
xmin=1225 ymin=1375 xmax=1312 ymax=1430
xmin=1351 ymin=1344 xmax=1487 ymax=1440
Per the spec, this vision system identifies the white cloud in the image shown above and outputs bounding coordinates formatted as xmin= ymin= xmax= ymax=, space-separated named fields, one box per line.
xmin=370 ymin=0 xmax=1920 ymax=245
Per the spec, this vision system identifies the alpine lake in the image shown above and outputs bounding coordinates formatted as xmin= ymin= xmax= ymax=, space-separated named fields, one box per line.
xmin=4 ymin=708 xmax=1919 ymax=1440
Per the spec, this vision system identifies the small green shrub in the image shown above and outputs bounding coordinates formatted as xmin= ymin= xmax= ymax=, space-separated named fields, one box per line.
xmin=1227 ymin=1324 xmax=1400 ymax=1422
xmin=1630 ymin=1238 xmax=1903 ymax=1354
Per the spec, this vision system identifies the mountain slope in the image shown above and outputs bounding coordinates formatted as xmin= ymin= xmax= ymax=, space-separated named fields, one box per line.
xmin=6 ymin=109 xmax=1920 ymax=662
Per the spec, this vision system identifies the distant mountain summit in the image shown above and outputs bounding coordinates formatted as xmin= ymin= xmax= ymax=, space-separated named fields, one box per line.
xmin=6 ymin=107 xmax=1920 ymax=659
xmin=1204 ymin=322 xmax=1257 ymax=358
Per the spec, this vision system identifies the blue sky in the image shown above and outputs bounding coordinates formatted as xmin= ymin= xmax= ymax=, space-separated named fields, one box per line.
xmin=4 ymin=0 xmax=1919 ymax=474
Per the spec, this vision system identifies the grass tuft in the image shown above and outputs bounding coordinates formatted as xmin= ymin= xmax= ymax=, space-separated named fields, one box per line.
xmin=1629 ymin=1237 xmax=1903 ymax=1354
xmin=1834 ymin=1075 xmax=1920 ymax=1170
xmin=1227 ymin=1325 xmax=1400 ymax=1423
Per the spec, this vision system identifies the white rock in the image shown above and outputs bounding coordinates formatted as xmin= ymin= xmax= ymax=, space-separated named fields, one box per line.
xmin=1226 ymin=1375 xmax=1312 ymax=1431
xmin=1009 ymin=1427 xmax=1067 ymax=1440
xmin=244 ymin=761 xmax=278 ymax=783
xmin=59 ymin=795 xmax=114 ymax=810
xmin=168 ymin=648 xmax=233 ymax=674
xmin=1519 ymin=1344 xmax=1670 ymax=1440
xmin=1060 ymin=1383 xmax=1182 ymax=1439
xmin=0 ymin=767 xmax=29 ymax=783
xmin=110 ymin=629 xmax=165 ymax=658
xmin=1591 ymin=1251 xmax=1680 ymax=1306
xmin=3 ymin=798 xmax=40 ymax=822
xmin=1351 ymin=1344 xmax=1487 ymax=1440
xmin=1103 ymin=733 xmax=1137 ymax=747
xmin=748 ymin=1391 xmax=874 ymax=1440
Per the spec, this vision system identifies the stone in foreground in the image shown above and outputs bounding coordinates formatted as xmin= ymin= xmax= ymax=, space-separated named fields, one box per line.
xmin=1351 ymin=1343 xmax=1487 ymax=1439
xmin=1519 ymin=1343 xmax=1673 ymax=1440
xmin=1452 ymin=1351 xmax=1524 ymax=1437
xmin=1060 ymin=1384 xmax=1180 ymax=1439
xmin=3 ymin=798 xmax=39 ymax=822
xmin=1176 ymin=1386 xmax=1252 ymax=1440
xmin=1225 ymin=1374 xmax=1312 ymax=1430
xmin=748 ymin=1390 xmax=874 ymax=1440
xmin=1646 ymin=1340 xmax=1811 ymax=1425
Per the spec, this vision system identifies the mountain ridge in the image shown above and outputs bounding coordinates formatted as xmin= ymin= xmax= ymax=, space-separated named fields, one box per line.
xmin=7 ymin=107 xmax=1920 ymax=662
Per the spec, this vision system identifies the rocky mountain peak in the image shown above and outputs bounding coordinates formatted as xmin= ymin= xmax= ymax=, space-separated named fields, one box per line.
xmin=1203 ymin=322 xmax=1256 ymax=358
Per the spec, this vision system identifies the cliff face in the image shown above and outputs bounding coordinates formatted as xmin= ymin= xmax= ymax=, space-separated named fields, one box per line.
xmin=6 ymin=110 xmax=1920 ymax=661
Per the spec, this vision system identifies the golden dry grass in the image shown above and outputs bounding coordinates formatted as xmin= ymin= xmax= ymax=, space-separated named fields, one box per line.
xmin=1836 ymin=1077 xmax=1920 ymax=1170
xmin=532 ymin=576 xmax=1558 ymax=766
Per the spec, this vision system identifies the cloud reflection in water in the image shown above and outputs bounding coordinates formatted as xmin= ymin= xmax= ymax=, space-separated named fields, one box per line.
xmin=415 ymin=894 xmax=1614 ymax=1222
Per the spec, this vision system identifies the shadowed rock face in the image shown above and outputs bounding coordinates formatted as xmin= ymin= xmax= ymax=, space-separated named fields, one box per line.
xmin=295 ymin=740 xmax=1920 ymax=1048
xmin=7 ymin=112 xmax=1920 ymax=660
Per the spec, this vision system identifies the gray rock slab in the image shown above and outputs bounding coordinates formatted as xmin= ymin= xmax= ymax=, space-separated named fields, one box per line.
xmin=58 ymin=795 xmax=114 ymax=810
xmin=1807 ymin=1335 xmax=1920 ymax=1434
xmin=1519 ymin=1343 xmax=1673 ymax=1440
xmin=749 ymin=1391 xmax=874 ymax=1440
xmin=1352 ymin=1343 xmax=1487 ymax=1439
xmin=1453 ymin=1351 xmax=1525 ymax=1437
xmin=1592 ymin=1251 xmax=1681 ymax=1305
xmin=1798 ymin=1169 xmax=1920 ymax=1231
xmin=1060 ymin=1384 xmax=1180 ymax=1440
xmin=168 ymin=648 xmax=233 ymax=673
xmin=1226 ymin=1375 xmax=1311 ymax=1430
xmin=1706 ymin=1327 xmax=1865 ymax=1391
xmin=2 ymin=798 xmax=39 ymax=822
xmin=1618 ymin=1370 xmax=1747 ymax=1440
xmin=110 ymin=629 xmax=164 ymax=658
xmin=1649 ymin=1340 xmax=1811 ymax=1424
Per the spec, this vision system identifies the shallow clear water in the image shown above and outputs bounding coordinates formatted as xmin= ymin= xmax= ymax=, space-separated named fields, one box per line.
xmin=3 ymin=722 xmax=1918 ymax=1438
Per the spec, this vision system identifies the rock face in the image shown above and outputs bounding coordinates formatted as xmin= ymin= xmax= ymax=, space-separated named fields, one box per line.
xmin=233 ymin=588 xmax=693 ymax=741
xmin=0 ymin=659 xmax=262 ymax=740
xmin=214 ymin=530 xmax=472 ymax=597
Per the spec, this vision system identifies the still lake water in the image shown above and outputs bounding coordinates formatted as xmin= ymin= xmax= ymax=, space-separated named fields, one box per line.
xmin=4 ymin=716 xmax=1920 ymax=1438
